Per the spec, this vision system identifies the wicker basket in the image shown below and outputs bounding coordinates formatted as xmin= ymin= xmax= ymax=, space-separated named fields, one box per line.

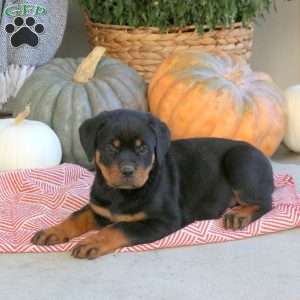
xmin=85 ymin=15 xmax=254 ymax=82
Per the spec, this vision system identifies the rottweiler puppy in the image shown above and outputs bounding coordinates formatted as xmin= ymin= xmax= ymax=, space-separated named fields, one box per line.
xmin=31 ymin=109 xmax=274 ymax=259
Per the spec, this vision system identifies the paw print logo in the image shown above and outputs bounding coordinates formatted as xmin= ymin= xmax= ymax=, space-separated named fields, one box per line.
xmin=5 ymin=17 xmax=44 ymax=47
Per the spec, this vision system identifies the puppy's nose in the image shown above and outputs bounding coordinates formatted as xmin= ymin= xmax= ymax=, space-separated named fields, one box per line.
xmin=120 ymin=165 xmax=135 ymax=177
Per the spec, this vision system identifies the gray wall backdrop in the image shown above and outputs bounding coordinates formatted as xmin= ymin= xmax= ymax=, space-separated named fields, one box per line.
xmin=58 ymin=1 xmax=300 ymax=89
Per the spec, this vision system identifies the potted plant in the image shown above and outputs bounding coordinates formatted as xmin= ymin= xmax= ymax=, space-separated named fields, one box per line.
xmin=79 ymin=0 xmax=274 ymax=81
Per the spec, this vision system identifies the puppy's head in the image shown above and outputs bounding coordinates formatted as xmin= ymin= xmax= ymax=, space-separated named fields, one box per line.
xmin=79 ymin=110 xmax=170 ymax=190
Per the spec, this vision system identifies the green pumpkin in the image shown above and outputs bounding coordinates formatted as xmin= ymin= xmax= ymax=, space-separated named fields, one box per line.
xmin=11 ymin=47 xmax=147 ymax=168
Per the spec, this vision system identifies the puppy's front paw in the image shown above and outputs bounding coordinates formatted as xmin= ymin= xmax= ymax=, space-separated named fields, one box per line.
xmin=223 ymin=212 xmax=251 ymax=230
xmin=223 ymin=204 xmax=259 ymax=230
xmin=71 ymin=227 xmax=129 ymax=259
xmin=71 ymin=241 xmax=101 ymax=260
xmin=31 ymin=228 xmax=69 ymax=246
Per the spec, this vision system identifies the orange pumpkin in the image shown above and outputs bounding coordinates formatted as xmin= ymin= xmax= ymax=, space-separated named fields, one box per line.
xmin=148 ymin=51 xmax=286 ymax=156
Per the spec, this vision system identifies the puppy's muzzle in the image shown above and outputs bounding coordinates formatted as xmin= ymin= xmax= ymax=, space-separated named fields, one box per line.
xmin=120 ymin=163 xmax=136 ymax=177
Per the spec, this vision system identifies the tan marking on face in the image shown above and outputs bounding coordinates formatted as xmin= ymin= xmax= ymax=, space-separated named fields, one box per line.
xmin=95 ymin=151 xmax=121 ymax=187
xmin=135 ymin=139 xmax=142 ymax=147
xmin=112 ymin=139 xmax=121 ymax=148
xmin=133 ymin=154 xmax=155 ymax=187
xmin=95 ymin=151 xmax=155 ymax=189
xmin=90 ymin=203 xmax=147 ymax=223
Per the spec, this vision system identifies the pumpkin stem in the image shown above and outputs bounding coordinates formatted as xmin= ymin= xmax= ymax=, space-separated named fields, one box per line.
xmin=15 ymin=106 xmax=30 ymax=125
xmin=225 ymin=70 xmax=243 ymax=85
xmin=73 ymin=47 xmax=106 ymax=84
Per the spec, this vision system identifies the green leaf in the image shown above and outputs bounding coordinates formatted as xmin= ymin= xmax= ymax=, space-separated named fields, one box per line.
xmin=79 ymin=0 xmax=276 ymax=32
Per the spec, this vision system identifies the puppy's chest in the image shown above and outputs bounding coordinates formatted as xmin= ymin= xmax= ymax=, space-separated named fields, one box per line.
xmin=90 ymin=193 xmax=147 ymax=223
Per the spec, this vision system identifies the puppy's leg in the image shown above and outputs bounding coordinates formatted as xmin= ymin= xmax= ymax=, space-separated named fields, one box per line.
xmin=31 ymin=205 xmax=109 ymax=246
xmin=223 ymin=144 xmax=273 ymax=230
xmin=223 ymin=200 xmax=271 ymax=230
xmin=72 ymin=220 xmax=177 ymax=259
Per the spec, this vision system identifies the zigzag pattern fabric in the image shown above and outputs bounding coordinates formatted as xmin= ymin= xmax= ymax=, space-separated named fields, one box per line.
xmin=0 ymin=164 xmax=299 ymax=253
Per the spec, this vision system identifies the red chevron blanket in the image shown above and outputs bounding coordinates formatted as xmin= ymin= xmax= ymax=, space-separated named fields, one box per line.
xmin=0 ymin=164 xmax=299 ymax=253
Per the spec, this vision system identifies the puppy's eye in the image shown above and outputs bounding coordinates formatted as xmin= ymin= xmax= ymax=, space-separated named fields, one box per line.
xmin=136 ymin=144 xmax=148 ymax=154
xmin=105 ymin=144 xmax=119 ymax=153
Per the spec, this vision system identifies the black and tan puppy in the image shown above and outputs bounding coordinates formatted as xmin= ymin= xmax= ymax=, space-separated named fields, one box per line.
xmin=32 ymin=109 xmax=274 ymax=259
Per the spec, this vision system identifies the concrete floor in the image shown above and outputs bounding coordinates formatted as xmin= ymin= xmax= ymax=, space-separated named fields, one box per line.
xmin=1 ymin=146 xmax=300 ymax=300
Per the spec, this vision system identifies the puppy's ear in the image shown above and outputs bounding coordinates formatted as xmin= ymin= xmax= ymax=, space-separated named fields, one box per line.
xmin=149 ymin=115 xmax=171 ymax=165
xmin=79 ymin=111 xmax=110 ymax=161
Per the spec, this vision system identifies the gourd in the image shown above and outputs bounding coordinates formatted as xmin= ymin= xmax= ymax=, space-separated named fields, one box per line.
xmin=149 ymin=50 xmax=286 ymax=156
xmin=283 ymin=85 xmax=300 ymax=152
xmin=0 ymin=107 xmax=62 ymax=171
xmin=12 ymin=47 xmax=147 ymax=167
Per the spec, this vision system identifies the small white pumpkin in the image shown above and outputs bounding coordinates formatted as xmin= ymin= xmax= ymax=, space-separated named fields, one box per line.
xmin=0 ymin=107 xmax=62 ymax=171
xmin=283 ymin=85 xmax=300 ymax=152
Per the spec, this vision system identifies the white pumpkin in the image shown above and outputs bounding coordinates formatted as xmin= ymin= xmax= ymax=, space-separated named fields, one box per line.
xmin=283 ymin=85 xmax=300 ymax=152
xmin=0 ymin=107 xmax=62 ymax=170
